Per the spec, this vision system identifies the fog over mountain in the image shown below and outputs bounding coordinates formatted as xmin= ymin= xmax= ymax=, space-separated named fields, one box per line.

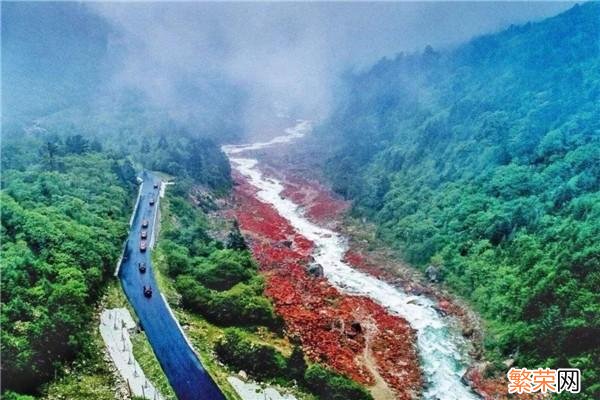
xmin=90 ymin=2 xmax=574 ymax=135
xmin=2 ymin=3 xmax=598 ymax=399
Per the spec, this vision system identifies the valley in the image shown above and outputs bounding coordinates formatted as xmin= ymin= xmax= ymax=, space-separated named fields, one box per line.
xmin=225 ymin=122 xmax=482 ymax=399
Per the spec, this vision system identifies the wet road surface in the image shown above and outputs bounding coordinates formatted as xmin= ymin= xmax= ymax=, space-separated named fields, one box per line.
xmin=118 ymin=171 xmax=224 ymax=400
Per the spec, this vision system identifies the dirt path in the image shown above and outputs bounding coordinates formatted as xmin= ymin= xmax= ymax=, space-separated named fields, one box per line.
xmin=361 ymin=319 xmax=397 ymax=400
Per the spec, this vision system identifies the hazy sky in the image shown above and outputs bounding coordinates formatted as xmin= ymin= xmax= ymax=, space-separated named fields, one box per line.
xmin=90 ymin=2 xmax=575 ymax=130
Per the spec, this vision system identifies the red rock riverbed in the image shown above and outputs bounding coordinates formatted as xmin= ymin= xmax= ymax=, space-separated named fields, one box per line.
xmin=232 ymin=170 xmax=422 ymax=399
xmin=224 ymin=122 xmax=516 ymax=399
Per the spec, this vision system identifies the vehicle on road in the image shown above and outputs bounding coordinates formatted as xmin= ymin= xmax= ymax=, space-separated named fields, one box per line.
xmin=143 ymin=285 xmax=153 ymax=298
xmin=149 ymin=197 xmax=155 ymax=206
xmin=138 ymin=262 xmax=147 ymax=273
xmin=153 ymin=183 xmax=159 ymax=189
xmin=142 ymin=219 xmax=149 ymax=228
xmin=140 ymin=240 xmax=147 ymax=252
xmin=141 ymin=230 xmax=148 ymax=239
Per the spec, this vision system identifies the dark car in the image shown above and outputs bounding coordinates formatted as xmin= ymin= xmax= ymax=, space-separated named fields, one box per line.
xmin=140 ymin=240 xmax=147 ymax=252
xmin=142 ymin=219 xmax=149 ymax=228
xmin=141 ymin=230 xmax=148 ymax=239
xmin=149 ymin=198 xmax=155 ymax=206
xmin=143 ymin=285 xmax=152 ymax=298
xmin=153 ymin=183 xmax=159 ymax=189
xmin=138 ymin=262 xmax=147 ymax=273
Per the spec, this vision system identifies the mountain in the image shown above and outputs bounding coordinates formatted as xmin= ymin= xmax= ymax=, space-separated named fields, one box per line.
xmin=315 ymin=3 xmax=599 ymax=397
xmin=1 ymin=2 xmax=240 ymax=190
xmin=1 ymin=2 xmax=111 ymax=131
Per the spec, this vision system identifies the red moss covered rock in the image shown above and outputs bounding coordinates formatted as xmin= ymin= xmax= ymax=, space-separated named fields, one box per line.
xmin=232 ymin=172 xmax=422 ymax=398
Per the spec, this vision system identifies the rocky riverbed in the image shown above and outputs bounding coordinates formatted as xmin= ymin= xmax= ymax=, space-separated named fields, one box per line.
xmin=222 ymin=121 xmax=492 ymax=399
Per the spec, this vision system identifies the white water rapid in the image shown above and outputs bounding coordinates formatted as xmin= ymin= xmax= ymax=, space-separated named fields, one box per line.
xmin=223 ymin=121 xmax=480 ymax=400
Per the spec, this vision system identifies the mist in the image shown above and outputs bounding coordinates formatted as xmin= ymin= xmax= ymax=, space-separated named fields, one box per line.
xmin=90 ymin=1 xmax=574 ymax=138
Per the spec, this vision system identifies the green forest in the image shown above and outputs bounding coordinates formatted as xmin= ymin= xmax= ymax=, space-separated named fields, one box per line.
xmin=1 ymin=127 xmax=233 ymax=398
xmin=2 ymin=1 xmax=235 ymax=191
xmin=316 ymin=3 xmax=599 ymax=398
xmin=1 ymin=3 xmax=245 ymax=396
xmin=1 ymin=145 xmax=136 ymax=392
xmin=0 ymin=135 xmax=230 ymax=397
xmin=1 ymin=5 xmax=235 ymax=389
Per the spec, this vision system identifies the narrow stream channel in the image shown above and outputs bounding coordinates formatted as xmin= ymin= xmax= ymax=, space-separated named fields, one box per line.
xmin=224 ymin=121 xmax=480 ymax=400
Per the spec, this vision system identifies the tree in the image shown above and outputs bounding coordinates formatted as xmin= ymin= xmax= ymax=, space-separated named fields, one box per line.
xmin=158 ymin=134 xmax=169 ymax=149
xmin=39 ymin=140 xmax=60 ymax=170
xmin=140 ymin=137 xmax=151 ymax=153
xmin=226 ymin=220 xmax=247 ymax=251
xmin=90 ymin=139 xmax=103 ymax=152
xmin=287 ymin=345 xmax=308 ymax=381
xmin=1 ymin=150 xmax=132 ymax=394
xmin=315 ymin=3 xmax=600 ymax=398
xmin=64 ymin=135 xmax=89 ymax=154
xmin=304 ymin=365 xmax=373 ymax=400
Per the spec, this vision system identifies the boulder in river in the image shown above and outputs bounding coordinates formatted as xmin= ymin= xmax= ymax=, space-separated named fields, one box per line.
xmin=306 ymin=263 xmax=324 ymax=278
xmin=425 ymin=265 xmax=439 ymax=283
xmin=275 ymin=239 xmax=293 ymax=248
xmin=462 ymin=327 xmax=474 ymax=338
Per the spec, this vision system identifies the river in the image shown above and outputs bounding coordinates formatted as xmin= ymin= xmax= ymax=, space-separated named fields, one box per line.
xmin=223 ymin=121 xmax=480 ymax=400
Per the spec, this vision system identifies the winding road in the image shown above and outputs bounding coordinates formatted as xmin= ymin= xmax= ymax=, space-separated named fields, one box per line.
xmin=118 ymin=171 xmax=225 ymax=400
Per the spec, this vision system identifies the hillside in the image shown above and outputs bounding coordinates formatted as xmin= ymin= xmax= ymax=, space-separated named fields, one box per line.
xmin=315 ymin=3 xmax=599 ymax=398
xmin=1 ymin=149 xmax=136 ymax=393
xmin=1 ymin=2 xmax=111 ymax=131
xmin=0 ymin=3 xmax=237 ymax=395
xmin=1 ymin=2 xmax=238 ymax=190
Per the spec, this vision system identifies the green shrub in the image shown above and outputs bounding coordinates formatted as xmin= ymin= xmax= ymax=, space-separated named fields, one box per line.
xmin=175 ymin=275 xmax=281 ymax=329
xmin=162 ymin=240 xmax=191 ymax=276
xmin=304 ymin=365 xmax=373 ymax=400
xmin=226 ymin=220 xmax=248 ymax=251
xmin=2 ymin=392 xmax=36 ymax=400
xmin=214 ymin=328 xmax=287 ymax=380
xmin=287 ymin=346 xmax=308 ymax=381
xmin=192 ymin=249 xmax=256 ymax=291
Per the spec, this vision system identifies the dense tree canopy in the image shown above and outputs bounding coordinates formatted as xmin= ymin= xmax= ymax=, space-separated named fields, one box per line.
xmin=1 ymin=148 xmax=134 ymax=393
xmin=316 ymin=3 xmax=599 ymax=398
xmin=159 ymin=186 xmax=281 ymax=330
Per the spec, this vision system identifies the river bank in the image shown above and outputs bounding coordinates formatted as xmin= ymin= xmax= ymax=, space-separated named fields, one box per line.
xmin=257 ymin=165 xmax=503 ymax=398
xmin=224 ymin=121 xmax=485 ymax=399
xmin=231 ymin=170 xmax=421 ymax=399
xmin=255 ymin=142 xmax=549 ymax=399
xmin=151 ymin=180 xmax=321 ymax=400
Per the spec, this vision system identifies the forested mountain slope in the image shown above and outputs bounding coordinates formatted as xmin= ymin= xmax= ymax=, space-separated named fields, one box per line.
xmin=1 ymin=3 xmax=238 ymax=395
xmin=2 ymin=1 xmax=238 ymax=190
xmin=1 ymin=2 xmax=111 ymax=132
xmin=1 ymin=148 xmax=137 ymax=392
xmin=316 ymin=3 xmax=599 ymax=397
